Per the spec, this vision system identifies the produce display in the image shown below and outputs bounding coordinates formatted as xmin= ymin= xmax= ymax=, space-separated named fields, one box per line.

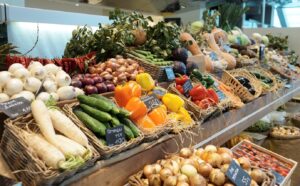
xmin=270 ymin=126 xmax=300 ymax=139
xmin=246 ymin=120 xmax=272 ymax=133
xmin=74 ymin=94 xmax=141 ymax=146
xmin=232 ymin=141 xmax=295 ymax=179
xmin=128 ymin=50 xmax=173 ymax=67
xmin=0 ymin=62 xmax=81 ymax=103
xmin=129 ymin=145 xmax=273 ymax=186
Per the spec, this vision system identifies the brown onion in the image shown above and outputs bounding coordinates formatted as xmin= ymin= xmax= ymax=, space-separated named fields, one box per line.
xmin=177 ymin=174 xmax=189 ymax=183
xmin=217 ymin=147 xmax=233 ymax=157
xmin=164 ymin=175 xmax=177 ymax=186
xmin=250 ymin=179 xmax=259 ymax=186
xmin=189 ymin=174 xmax=207 ymax=186
xmin=220 ymin=164 xmax=230 ymax=173
xmin=238 ymin=157 xmax=251 ymax=170
xmin=148 ymin=174 xmax=161 ymax=186
xmin=197 ymin=162 xmax=213 ymax=177
xmin=204 ymin=145 xmax=217 ymax=153
xmin=209 ymin=169 xmax=226 ymax=186
xmin=164 ymin=160 xmax=180 ymax=174
xmin=206 ymin=153 xmax=222 ymax=168
xmin=143 ymin=165 xmax=154 ymax=178
xmin=176 ymin=181 xmax=189 ymax=186
xmin=250 ymin=169 xmax=266 ymax=184
xmin=179 ymin=148 xmax=193 ymax=158
xmin=160 ymin=168 xmax=173 ymax=181
xmin=153 ymin=163 xmax=162 ymax=174
xmin=224 ymin=183 xmax=235 ymax=186
xmin=194 ymin=148 xmax=204 ymax=158
xmin=220 ymin=153 xmax=233 ymax=165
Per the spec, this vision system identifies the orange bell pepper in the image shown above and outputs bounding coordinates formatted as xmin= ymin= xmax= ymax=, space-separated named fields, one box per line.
xmin=148 ymin=105 xmax=167 ymax=125
xmin=136 ymin=115 xmax=156 ymax=130
xmin=114 ymin=81 xmax=142 ymax=107
xmin=125 ymin=97 xmax=147 ymax=120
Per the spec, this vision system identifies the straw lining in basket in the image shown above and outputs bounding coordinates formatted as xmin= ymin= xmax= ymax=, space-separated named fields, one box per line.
xmin=222 ymin=69 xmax=262 ymax=102
xmin=1 ymin=114 xmax=99 ymax=186
xmin=63 ymin=102 xmax=144 ymax=159
xmin=270 ymin=126 xmax=300 ymax=140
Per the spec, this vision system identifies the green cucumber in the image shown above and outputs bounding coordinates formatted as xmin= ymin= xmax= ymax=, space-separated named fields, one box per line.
xmin=110 ymin=116 xmax=134 ymax=140
xmin=99 ymin=138 xmax=107 ymax=146
xmin=121 ymin=118 xmax=140 ymax=138
xmin=90 ymin=94 xmax=120 ymax=115
xmin=118 ymin=108 xmax=131 ymax=118
xmin=111 ymin=116 xmax=121 ymax=126
xmin=80 ymin=104 xmax=112 ymax=122
xmin=74 ymin=110 xmax=106 ymax=137
xmin=77 ymin=95 xmax=112 ymax=112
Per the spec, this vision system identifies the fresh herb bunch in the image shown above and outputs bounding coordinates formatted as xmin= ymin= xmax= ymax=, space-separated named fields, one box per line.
xmin=143 ymin=21 xmax=181 ymax=59
xmin=0 ymin=43 xmax=19 ymax=70
xmin=288 ymin=50 xmax=299 ymax=65
xmin=64 ymin=26 xmax=93 ymax=58
xmin=202 ymin=10 xmax=220 ymax=33
xmin=266 ymin=34 xmax=289 ymax=51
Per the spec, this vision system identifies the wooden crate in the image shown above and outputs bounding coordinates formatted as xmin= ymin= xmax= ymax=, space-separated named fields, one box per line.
xmin=231 ymin=140 xmax=297 ymax=186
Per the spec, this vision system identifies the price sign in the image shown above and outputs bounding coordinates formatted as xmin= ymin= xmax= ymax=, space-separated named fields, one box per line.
xmin=105 ymin=125 xmax=126 ymax=146
xmin=0 ymin=97 xmax=31 ymax=119
xmin=226 ymin=160 xmax=251 ymax=186
xmin=209 ymin=52 xmax=218 ymax=61
xmin=272 ymin=171 xmax=285 ymax=185
xmin=183 ymin=80 xmax=193 ymax=97
xmin=215 ymin=89 xmax=227 ymax=101
xmin=259 ymin=44 xmax=265 ymax=61
xmin=141 ymin=94 xmax=161 ymax=111
xmin=152 ymin=88 xmax=166 ymax=98
xmin=223 ymin=44 xmax=232 ymax=53
xmin=164 ymin=67 xmax=175 ymax=81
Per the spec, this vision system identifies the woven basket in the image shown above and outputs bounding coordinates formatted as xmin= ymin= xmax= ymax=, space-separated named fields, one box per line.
xmin=63 ymin=103 xmax=144 ymax=159
xmin=270 ymin=126 xmax=300 ymax=140
xmin=246 ymin=67 xmax=278 ymax=94
xmin=128 ymin=168 xmax=275 ymax=186
xmin=221 ymin=69 xmax=262 ymax=102
xmin=1 ymin=114 xmax=99 ymax=186
xmin=126 ymin=54 xmax=170 ymax=82
xmin=168 ymin=83 xmax=231 ymax=122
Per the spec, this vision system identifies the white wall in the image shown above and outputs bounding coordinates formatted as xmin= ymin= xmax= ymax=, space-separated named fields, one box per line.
xmin=243 ymin=27 xmax=300 ymax=56
xmin=164 ymin=9 xmax=201 ymax=25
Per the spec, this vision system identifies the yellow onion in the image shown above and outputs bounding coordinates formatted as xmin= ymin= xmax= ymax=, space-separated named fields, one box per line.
xmin=148 ymin=174 xmax=161 ymax=186
xmin=194 ymin=148 xmax=204 ymax=158
xmin=217 ymin=147 xmax=233 ymax=157
xmin=206 ymin=153 xmax=222 ymax=168
xmin=181 ymin=164 xmax=197 ymax=177
xmin=220 ymin=164 xmax=230 ymax=174
xmin=144 ymin=164 xmax=154 ymax=178
xmin=160 ymin=168 xmax=173 ymax=181
xmin=179 ymin=148 xmax=193 ymax=158
xmin=197 ymin=162 xmax=213 ymax=178
xmin=250 ymin=179 xmax=259 ymax=186
xmin=177 ymin=174 xmax=189 ymax=183
xmin=189 ymin=174 xmax=207 ymax=186
xmin=220 ymin=153 xmax=233 ymax=165
xmin=209 ymin=169 xmax=226 ymax=186
xmin=238 ymin=157 xmax=251 ymax=170
xmin=176 ymin=181 xmax=189 ymax=186
xmin=224 ymin=183 xmax=235 ymax=186
xmin=204 ymin=145 xmax=217 ymax=153
xmin=164 ymin=160 xmax=180 ymax=174
xmin=164 ymin=175 xmax=177 ymax=186
xmin=153 ymin=163 xmax=162 ymax=174
xmin=250 ymin=169 xmax=266 ymax=184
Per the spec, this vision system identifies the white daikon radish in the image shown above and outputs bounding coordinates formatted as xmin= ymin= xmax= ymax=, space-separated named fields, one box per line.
xmin=28 ymin=61 xmax=43 ymax=71
xmin=50 ymin=92 xmax=59 ymax=101
xmin=75 ymin=87 xmax=84 ymax=96
xmin=18 ymin=91 xmax=35 ymax=101
xmin=24 ymin=77 xmax=42 ymax=92
xmin=22 ymin=130 xmax=65 ymax=169
xmin=55 ymin=72 xmax=71 ymax=87
xmin=56 ymin=135 xmax=86 ymax=156
xmin=30 ymin=65 xmax=46 ymax=80
xmin=49 ymin=109 xmax=89 ymax=147
xmin=0 ymin=93 xmax=9 ymax=102
xmin=8 ymin=63 xmax=24 ymax=73
xmin=36 ymin=92 xmax=51 ymax=102
xmin=4 ymin=78 xmax=23 ymax=96
xmin=31 ymin=100 xmax=57 ymax=144
xmin=43 ymin=79 xmax=57 ymax=93
xmin=13 ymin=68 xmax=30 ymax=79
xmin=45 ymin=64 xmax=61 ymax=75
xmin=57 ymin=86 xmax=76 ymax=100
xmin=0 ymin=71 xmax=12 ymax=87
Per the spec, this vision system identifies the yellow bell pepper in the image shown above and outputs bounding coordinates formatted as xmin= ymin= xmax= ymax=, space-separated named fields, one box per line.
xmin=167 ymin=112 xmax=184 ymax=121
xmin=177 ymin=107 xmax=193 ymax=125
xmin=162 ymin=93 xmax=184 ymax=112
xmin=136 ymin=73 xmax=155 ymax=91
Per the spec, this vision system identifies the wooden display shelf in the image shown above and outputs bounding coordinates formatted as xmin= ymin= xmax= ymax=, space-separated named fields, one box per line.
xmin=62 ymin=81 xmax=300 ymax=186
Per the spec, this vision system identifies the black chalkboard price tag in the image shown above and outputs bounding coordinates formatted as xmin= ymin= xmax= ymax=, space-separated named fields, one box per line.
xmin=226 ymin=160 xmax=251 ymax=186
xmin=0 ymin=97 xmax=31 ymax=119
xmin=183 ymin=80 xmax=193 ymax=97
xmin=272 ymin=170 xmax=285 ymax=185
xmin=105 ymin=125 xmax=126 ymax=146
xmin=164 ymin=67 xmax=175 ymax=81
xmin=141 ymin=94 xmax=161 ymax=111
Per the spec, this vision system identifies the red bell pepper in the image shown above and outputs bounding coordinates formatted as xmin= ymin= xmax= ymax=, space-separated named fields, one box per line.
xmin=189 ymin=85 xmax=207 ymax=102
xmin=176 ymin=84 xmax=184 ymax=94
xmin=206 ymin=88 xmax=219 ymax=103
xmin=175 ymin=75 xmax=189 ymax=85
xmin=197 ymin=98 xmax=215 ymax=109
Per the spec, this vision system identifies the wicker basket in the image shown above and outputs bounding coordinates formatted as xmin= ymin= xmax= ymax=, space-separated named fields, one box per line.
xmin=128 ymin=168 xmax=275 ymax=186
xmin=168 ymin=83 xmax=231 ymax=122
xmin=270 ymin=126 xmax=300 ymax=140
xmin=63 ymin=103 xmax=144 ymax=159
xmin=246 ymin=67 xmax=278 ymax=94
xmin=1 ymin=114 xmax=99 ymax=186
xmin=127 ymin=54 xmax=170 ymax=82
xmin=221 ymin=69 xmax=262 ymax=102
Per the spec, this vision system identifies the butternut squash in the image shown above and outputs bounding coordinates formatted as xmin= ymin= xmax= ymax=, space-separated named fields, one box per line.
xmin=205 ymin=33 xmax=236 ymax=70
xmin=180 ymin=32 xmax=201 ymax=55
xmin=212 ymin=28 xmax=228 ymax=44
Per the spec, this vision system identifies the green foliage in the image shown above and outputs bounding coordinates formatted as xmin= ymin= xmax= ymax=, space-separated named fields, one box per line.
xmin=288 ymin=50 xmax=299 ymax=65
xmin=202 ymin=10 xmax=220 ymax=33
xmin=218 ymin=3 xmax=248 ymax=32
xmin=266 ymin=33 xmax=289 ymax=51
xmin=63 ymin=26 xmax=93 ymax=58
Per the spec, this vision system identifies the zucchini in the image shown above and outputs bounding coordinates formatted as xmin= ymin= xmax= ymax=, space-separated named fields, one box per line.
xmin=80 ymin=104 xmax=112 ymax=122
xmin=74 ymin=110 xmax=106 ymax=137
xmin=121 ymin=118 xmax=140 ymax=138
xmin=110 ymin=116 xmax=134 ymax=140
xmin=77 ymin=95 xmax=112 ymax=112
xmin=90 ymin=94 xmax=120 ymax=115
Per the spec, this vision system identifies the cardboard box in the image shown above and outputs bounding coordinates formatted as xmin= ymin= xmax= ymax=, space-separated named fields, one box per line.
xmin=231 ymin=140 xmax=297 ymax=186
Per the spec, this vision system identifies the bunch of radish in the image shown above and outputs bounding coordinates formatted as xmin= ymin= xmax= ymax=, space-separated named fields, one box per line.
xmin=0 ymin=61 xmax=84 ymax=103
xmin=22 ymin=100 xmax=91 ymax=170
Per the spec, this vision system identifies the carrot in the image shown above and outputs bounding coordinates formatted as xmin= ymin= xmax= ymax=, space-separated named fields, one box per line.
xmin=49 ymin=109 xmax=89 ymax=147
